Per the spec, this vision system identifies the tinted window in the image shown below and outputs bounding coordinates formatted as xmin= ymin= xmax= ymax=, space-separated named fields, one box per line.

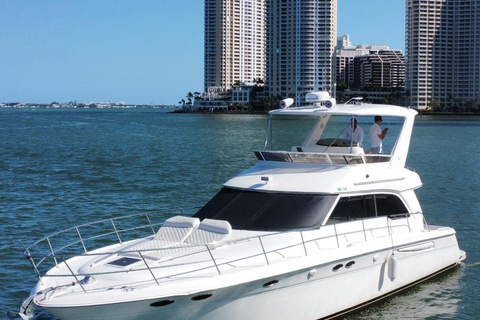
xmin=329 ymin=195 xmax=376 ymax=220
xmin=194 ymin=188 xmax=336 ymax=231
xmin=329 ymin=194 xmax=408 ymax=222
xmin=375 ymin=194 xmax=409 ymax=216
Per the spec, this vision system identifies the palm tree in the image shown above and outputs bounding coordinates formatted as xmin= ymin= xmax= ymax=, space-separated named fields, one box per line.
xmin=232 ymin=80 xmax=242 ymax=89
xmin=186 ymin=98 xmax=193 ymax=108
xmin=178 ymin=99 xmax=186 ymax=109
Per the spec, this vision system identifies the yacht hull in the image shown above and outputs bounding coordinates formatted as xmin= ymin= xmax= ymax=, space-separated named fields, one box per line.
xmin=38 ymin=233 xmax=464 ymax=320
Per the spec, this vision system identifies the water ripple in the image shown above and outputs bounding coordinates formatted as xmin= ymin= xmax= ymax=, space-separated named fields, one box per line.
xmin=1 ymin=109 xmax=478 ymax=319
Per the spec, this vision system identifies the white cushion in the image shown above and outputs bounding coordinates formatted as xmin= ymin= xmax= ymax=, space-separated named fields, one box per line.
xmin=154 ymin=216 xmax=200 ymax=242
xmin=185 ymin=219 xmax=232 ymax=245
xmin=121 ymin=216 xmax=200 ymax=253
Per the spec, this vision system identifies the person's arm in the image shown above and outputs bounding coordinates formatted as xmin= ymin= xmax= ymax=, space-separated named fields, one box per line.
xmin=378 ymin=128 xmax=387 ymax=140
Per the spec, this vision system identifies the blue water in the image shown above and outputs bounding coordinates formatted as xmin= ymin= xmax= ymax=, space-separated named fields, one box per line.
xmin=1 ymin=108 xmax=479 ymax=319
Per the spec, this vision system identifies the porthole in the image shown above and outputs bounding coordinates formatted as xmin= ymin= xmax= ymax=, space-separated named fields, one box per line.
xmin=150 ymin=300 xmax=174 ymax=307
xmin=263 ymin=280 xmax=279 ymax=288
xmin=332 ymin=264 xmax=343 ymax=271
xmin=191 ymin=294 xmax=212 ymax=301
xmin=345 ymin=261 xmax=356 ymax=268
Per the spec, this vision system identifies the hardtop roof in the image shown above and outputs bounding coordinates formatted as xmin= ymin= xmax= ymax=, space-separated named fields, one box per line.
xmin=269 ymin=103 xmax=418 ymax=118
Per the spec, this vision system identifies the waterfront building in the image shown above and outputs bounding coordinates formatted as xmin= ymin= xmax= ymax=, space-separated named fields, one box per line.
xmin=204 ymin=0 xmax=265 ymax=95
xmin=354 ymin=50 xmax=405 ymax=88
xmin=336 ymin=36 xmax=405 ymax=90
xmin=265 ymin=0 xmax=337 ymax=105
xmin=336 ymin=36 xmax=382 ymax=86
xmin=193 ymin=100 xmax=228 ymax=111
xmin=406 ymin=0 xmax=480 ymax=109
xmin=231 ymin=84 xmax=254 ymax=105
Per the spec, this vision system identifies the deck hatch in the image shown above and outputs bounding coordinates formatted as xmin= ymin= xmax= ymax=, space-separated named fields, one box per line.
xmin=107 ymin=257 xmax=141 ymax=267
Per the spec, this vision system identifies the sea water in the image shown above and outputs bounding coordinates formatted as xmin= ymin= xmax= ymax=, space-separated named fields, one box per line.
xmin=0 ymin=108 xmax=479 ymax=319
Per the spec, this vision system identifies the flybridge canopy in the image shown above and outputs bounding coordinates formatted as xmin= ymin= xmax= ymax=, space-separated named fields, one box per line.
xmin=271 ymin=92 xmax=418 ymax=119
xmin=263 ymin=93 xmax=418 ymax=169
xmin=269 ymin=103 xmax=418 ymax=119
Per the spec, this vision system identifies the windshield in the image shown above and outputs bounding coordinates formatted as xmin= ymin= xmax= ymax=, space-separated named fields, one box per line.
xmin=265 ymin=115 xmax=317 ymax=151
xmin=193 ymin=188 xmax=337 ymax=231
xmin=266 ymin=114 xmax=404 ymax=155
xmin=320 ymin=115 xmax=404 ymax=154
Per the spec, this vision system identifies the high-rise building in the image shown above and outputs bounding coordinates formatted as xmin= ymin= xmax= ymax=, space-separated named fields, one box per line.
xmin=265 ymin=0 xmax=337 ymax=105
xmin=406 ymin=0 xmax=480 ymax=109
xmin=336 ymin=37 xmax=405 ymax=91
xmin=354 ymin=50 xmax=405 ymax=88
xmin=336 ymin=36 xmax=387 ymax=86
xmin=204 ymin=0 xmax=265 ymax=96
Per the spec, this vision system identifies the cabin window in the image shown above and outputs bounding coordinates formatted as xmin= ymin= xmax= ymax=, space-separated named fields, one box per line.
xmin=193 ymin=188 xmax=336 ymax=231
xmin=375 ymin=194 xmax=409 ymax=216
xmin=328 ymin=194 xmax=408 ymax=223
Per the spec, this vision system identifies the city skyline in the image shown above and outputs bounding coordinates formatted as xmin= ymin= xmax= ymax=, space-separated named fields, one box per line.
xmin=0 ymin=0 xmax=405 ymax=105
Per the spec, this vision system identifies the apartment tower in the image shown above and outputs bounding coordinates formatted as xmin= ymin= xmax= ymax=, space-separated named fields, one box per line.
xmin=204 ymin=0 xmax=265 ymax=94
xmin=406 ymin=0 xmax=480 ymax=109
xmin=355 ymin=50 xmax=405 ymax=88
xmin=265 ymin=0 xmax=337 ymax=105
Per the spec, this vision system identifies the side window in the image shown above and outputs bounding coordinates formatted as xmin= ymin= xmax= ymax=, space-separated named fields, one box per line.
xmin=375 ymin=194 xmax=408 ymax=216
xmin=328 ymin=194 xmax=407 ymax=222
xmin=329 ymin=195 xmax=375 ymax=221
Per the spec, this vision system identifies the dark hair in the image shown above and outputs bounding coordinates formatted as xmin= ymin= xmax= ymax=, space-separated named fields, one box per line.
xmin=374 ymin=116 xmax=382 ymax=122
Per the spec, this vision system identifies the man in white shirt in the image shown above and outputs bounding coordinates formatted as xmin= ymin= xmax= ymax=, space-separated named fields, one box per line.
xmin=345 ymin=118 xmax=364 ymax=146
xmin=369 ymin=116 xmax=387 ymax=154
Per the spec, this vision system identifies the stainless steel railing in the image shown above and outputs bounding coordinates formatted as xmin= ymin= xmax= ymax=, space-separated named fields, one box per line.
xmin=20 ymin=208 xmax=199 ymax=274
xmin=21 ymin=211 xmax=423 ymax=292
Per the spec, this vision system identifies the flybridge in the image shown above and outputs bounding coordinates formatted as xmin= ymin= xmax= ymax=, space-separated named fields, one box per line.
xmin=266 ymin=92 xmax=418 ymax=170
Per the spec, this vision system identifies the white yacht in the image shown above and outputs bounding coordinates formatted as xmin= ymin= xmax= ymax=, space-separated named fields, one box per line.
xmin=18 ymin=93 xmax=465 ymax=320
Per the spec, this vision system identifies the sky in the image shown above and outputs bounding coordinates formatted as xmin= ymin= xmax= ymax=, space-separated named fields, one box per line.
xmin=0 ymin=0 xmax=405 ymax=105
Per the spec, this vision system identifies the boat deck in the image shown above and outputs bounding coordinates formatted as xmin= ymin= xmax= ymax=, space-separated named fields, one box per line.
xmin=22 ymin=210 xmax=441 ymax=296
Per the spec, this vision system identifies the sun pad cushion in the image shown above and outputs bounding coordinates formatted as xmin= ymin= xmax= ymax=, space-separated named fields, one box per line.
xmin=185 ymin=219 xmax=232 ymax=245
xmin=154 ymin=216 xmax=200 ymax=242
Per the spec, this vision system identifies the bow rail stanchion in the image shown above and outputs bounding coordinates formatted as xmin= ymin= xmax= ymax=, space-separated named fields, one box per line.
xmin=61 ymin=257 xmax=87 ymax=293
xmin=19 ymin=240 xmax=44 ymax=285
xmin=138 ymin=251 xmax=160 ymax=285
